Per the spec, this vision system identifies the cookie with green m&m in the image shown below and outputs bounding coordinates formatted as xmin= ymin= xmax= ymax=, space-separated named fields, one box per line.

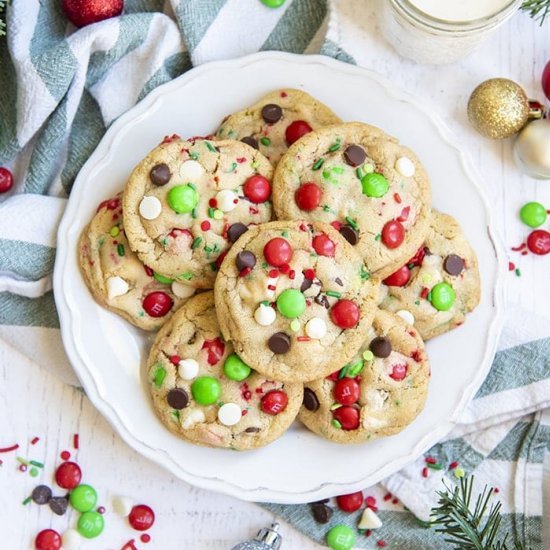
xmin=216 ymin=89 xmax=342 ymax=166
xmin=298 ymin=309 xmax=430 ymax=444
xmin=379 ymin=210 xmax=480 ymax=340
xmin=273 ymin=122 xmax=432 ymax=279
xmin=147 ymin=292 xmax=303 ymax=450
xmin=122 ymin=137 xmax=274 ymax=288
xmin=79 ymin=193 xmax=193 ymax=331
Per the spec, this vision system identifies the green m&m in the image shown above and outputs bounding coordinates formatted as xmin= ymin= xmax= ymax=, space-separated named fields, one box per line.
xmin=224 ymin=354 xmax=251 ymax=381
xmin=361 ymin=173 xmax=389 ymax=198
xmin=259 ymin=0 xmax=286 ymax=7
xmin=430 ymin=282 xmax=455 ymax=311
xmin=191 ymin=376 xmax=221 ymax=405
xmin=520 ymin=201 xmax=547 ymax=228
xmin=77 ymin=511 xmax=104 ymax=538
xmin=69 ymin=484 xmax=97 ymax=512
xmin=167 ymin=184 xmax=198 ymax=213
xmin=276 ymin=289 xmax=306 ymax=319
xmin=326 ymin=524 xmax=356 ymax=550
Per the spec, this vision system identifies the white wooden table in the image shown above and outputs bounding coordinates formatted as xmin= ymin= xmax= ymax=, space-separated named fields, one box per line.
xmin=2 ymin=1 xmax=550 ymax=548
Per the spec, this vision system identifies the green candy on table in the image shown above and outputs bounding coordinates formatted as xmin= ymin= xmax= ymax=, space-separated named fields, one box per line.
xmin=520 ymin=201 xmax=547 ymax=228
xmin=77 ymin=511 xmax=105 ymax=538
xmin=361 ymin=172 xmax=389 ymax=198
xmin=191 ymin=376 xmax=221 ymax=405
xmin=326 ymin=524 xmax=356 ymax=550
xmin=69 ymin=484 xmax=97 ymax=512
xmin=430 ymin=282 xmax=456 ymax=311
xmin=259 ymin=0 xmax=286 ymax=7
xmin=167 ymin=184 xmax=199 ymax=213
xmin=276 ymin=289 xmax=306 ymax=319
xmin=223 ymin=354 xmax=251 ymax=381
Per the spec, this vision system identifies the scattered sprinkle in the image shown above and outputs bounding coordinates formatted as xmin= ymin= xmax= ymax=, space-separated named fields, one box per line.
xmin=73 ymin=434 xmax=80 ymax=450
xmin=117 ymin=244 xmax=125 ymax=257
xmin=454 ymin=467 xmax=465 ymax=478
xmin=22 ymin=496 xmax=32 ymax=506
xmin=0 ymin=444 xmax=19 ymax=453
xmin=422 ymin=467 xmax=428 ymax=478
xmin=31 ymin=437 xmax=40 ymax=445
xmin=204 ymin=141 xmax=217 ymax=152
xmin=260 ymin=137 xmax=271 ymax=146
xmin=313 ymin=158 xmax=325 ymax=170
xmin=60 ymin=451 xmax=71 ymax=461
xmin=326 ymin=290 xmax=341 ymax=298
xmin=515 ymin=268 xmax=521 ymax=277
xmin=192 ymin=237 xmax=203 ymax=249
xmin=344 ymin=216 xmax=359 ymax=230
xmin=29 ymin=460 xmax=44 ymax=469
xmin=449 ymin=461 xmax=459 ymax=470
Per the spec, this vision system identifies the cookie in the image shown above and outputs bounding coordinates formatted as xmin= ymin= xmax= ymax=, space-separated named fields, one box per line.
xmin=216 ymin=89 xmax=342 ymax=166
xmin=147 ymin=292 xmax=303 ymax=450
xmin=122 ymin=137 xmax=274 ymax=288
xmin=298 ymin=310 xmax=430 ymax=444
xmin=214 ymin=220 xmax=379 ymax=383
xmin=79 ymin=194 xmax=194 ymax=331
xmin=379 ymin=210 xmax=480 ymax=340
xmin=273 ymin=122 xmax=432 ymax=279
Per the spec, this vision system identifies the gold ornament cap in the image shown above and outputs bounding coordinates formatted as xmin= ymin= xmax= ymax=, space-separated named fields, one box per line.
xmin=467 ymin=78 xmax=529 ymax=139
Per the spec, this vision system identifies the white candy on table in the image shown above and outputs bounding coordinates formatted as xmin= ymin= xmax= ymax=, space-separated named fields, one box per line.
xmin=112 ymin=495 xmax=135 ymax=516
xmin=358 ymin=507 xmax=383 ymax=529
xmin=61 ymin=529 xmax=81 ymax=550
xmin=139 ymin=196 xmax=162 ymax=220
xmin=106 ymin=276 xmax=129 ymax=300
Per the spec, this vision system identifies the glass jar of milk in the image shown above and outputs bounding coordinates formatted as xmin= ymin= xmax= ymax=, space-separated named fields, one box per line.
xmin=379 ymin=0 xmax=521 ymax=64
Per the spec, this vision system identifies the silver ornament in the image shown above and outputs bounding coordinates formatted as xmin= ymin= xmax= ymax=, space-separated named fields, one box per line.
xmin=231 ymin=523 xmax=283 ymax=550
xmin=513 ymin=119 xmax=550 ymax=179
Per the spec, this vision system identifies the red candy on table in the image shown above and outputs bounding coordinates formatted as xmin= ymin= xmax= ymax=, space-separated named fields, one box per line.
xmin=35 ymin=529 xmax=62 ymax=550
xmin=295 ymin=182 xmax=322 ymax=211
xmin=142 ymin=291 xmax=173 ymax=317
xmin=336 ymin=491 xmax=364 ymax=512
xmin=261 ymin=390 xmax=288 ymax=415
xmin=285 ymin=120 xmax=313 ymax=145
xmin=312 ymin=233 xmax=336 ymax=257
xmin=55 ymin=461 xmax=82 ymax=489
xmin=332 ymin=405 xmax=360 ymax=430
xmin=383 ymin=265 xmax=411 ymax=287
xmin=0 ymin=167 xmax=13 ymax=193
xmin=264 ymin=237 xmax=293 ymax=266
xmin=243 ymin=175 xmax=271 ymax=203
xmin=330 ymin=300 xmax=360 ymax=329
xmin=381 ymin=220 xmax=405 ymax=249
xmin=129 ymin=504 xmax=155 ymax=531
xmin=527 ymin=229 xmax=550 ymax=255
xmin=334 ymin=378 xmax=360 ymax=405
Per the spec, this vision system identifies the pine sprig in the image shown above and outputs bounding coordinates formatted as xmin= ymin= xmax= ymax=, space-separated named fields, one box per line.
xmin=521 ymin=0 xmax=550 ymax=25
xmin=429 ymin=476 xmax=525 ymax=550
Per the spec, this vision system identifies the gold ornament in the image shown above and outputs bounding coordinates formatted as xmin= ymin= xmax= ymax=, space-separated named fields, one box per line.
xmin=467 ymin=78 xmax=529 ymax=139
xmin=513 ymin=119 xmax=550 ymax=180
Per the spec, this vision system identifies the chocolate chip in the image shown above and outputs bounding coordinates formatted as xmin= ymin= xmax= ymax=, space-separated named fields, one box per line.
xmin=236 ymin=250 xmax=256 ymax=271
xmin=370 ymin=336 xmax=392 ymax=358
xmin=241 ymin=136 xmax=259 ymax=150
xmin=149 ymin=163 xmax=171 ymax=186
xmin=300 ymin=277 xmax=313 ymax=293
xmin=335 ymin=277 xmax=343 ymax=286
xmin=31 ymin=485 xmax=52 ymax=505
xmin=343 ymin=145 xmax=366 ymax=167
xmin=314 ymin=294 xmax=330 ymax=309
xmin=167 ymin=388 xmax=189 ymax=409
xmin=444 ymin=254 xmax=465 ymax=276
xmin=228 ymin=223 xmax=248 ymax=243
xmin=244 ymin=427 xmax=260 ymax=433
xmin=49 ymin=496 xmax=69 ymax=516
xmin=261 ymin=103 xmax=283 ymax=124
xmin=303 ymin=388 xmax=320 ymax=411
xmin=339 ymin=224 xmax=359 ymax=245
xmin=268 ymin=332 xmax=291 ymax=354
xmin=311 ymin=502 xmax=333 ymax=524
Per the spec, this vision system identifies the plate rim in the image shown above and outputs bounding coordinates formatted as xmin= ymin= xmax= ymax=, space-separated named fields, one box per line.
xmin=53 ymin=51 xmax=507 ymax=503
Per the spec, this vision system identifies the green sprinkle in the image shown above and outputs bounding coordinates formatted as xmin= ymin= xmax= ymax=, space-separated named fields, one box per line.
xmin=408 ymin=263 xmax=416 ymax=269
xmin=228 ymin=162 xmax=238 ymax=172
xmin=454 ymin=467 xmax=465 ymax=478
xmin=260 ymin=137 xmax=271 ymax=146
xmin=210 ymin=262 xmax=218 ymax=272
xmin=160 ymin=238 xmax=168 ymax=247
xmin=187 ymin=182 xmax=196 ymax=190
xmin=205 ymin=141 xmax=217 ymax=152
xmin=326 ymin=290 xmax=342 ymax=298
xmin=328 ymin=141 xmax=341 ymax=152
xmin=427 ymin=291 xmax=432 ymax=301
xmin=208 ymin=207 xmax=215 ymax=218
xmin=191 ymin=237 xmax=202 ymax=250
xmin=322 ymin=205 xmax=335 ymax=214
xmin=212 ymin=243 xmax=220 ymax=253
xmin=331 ymin=419 xmax=342 ymax=429
xmin=109 ymin=226 xmax=119 ymax=237
xmin=22 ymin=497 xmax=32 ymax=506
xmin=427 ymin=462 xmax=444 ymax=470
xmin=117 ymin=244 xmax=125 ymax=257
xmin=213 ymin=209 xmax=223 ymax=220
xmin=190 ymin=151 xmax=199 ymax=160
xmin=356 ymin=166 xmax=365 ymax=179
xmin=260 ymin=300 xmax=270 ymax=306
xmin=414 ymin=300 xmax=420 ymax=306
xmin=251 ymin=160 xmax=260 ymax=169
xmin=332 ymin=166 xmax=344 ymax=174
xmin=515 ymin=268 xmax=522 ymax=277
xmin=170 ymin=410 xmax=180 ymax=421
xmin=178 ymin=272 xmax=193 ymax=281
xmin=16 ymin=457 xmax=29 ymax=466
xmin=347 ymin=360 xmax=364 ymax=377
xmin=374 ymin=234 xmax=381 ymax=241
xmin=360 ymin=267 xmax=371 ymax=281
xmin=330 ymin=403 xmax=342 ymax=411
xmin=29 ymin=460 xmax=44 ymax=469
xmin=312 ymin=158 xmax=325 ymax=170
xmin=98 ymin=236 xmax=105 ymax=246
xmin=30 ymin=467 xmax=39 ymax=477
xmin=338 ymin=365 xmax=349 ymax=379
xmin=204 ymin=245 xmax=213 ymax=254
xmin=154 ymin=272 xmax=173 ymax=284
xmin=262 ymin=262 xmax=269 ymax=269
xmin=227 ymin=130 xmax=236 ymax=137
xmin=153 ymin=365 xmax=167 ymax=387
xmin=344 ymin=216 xmax=359 ymax=230
xmin=322 ymin=170 xmax=331 ymax=180
xmin=191 ymin=208 xmax=198 ymax=219
xmin=281 ymin=231 xmax=289 ymax=237
xmin=362 ymin=350 xmax=374 ymax=361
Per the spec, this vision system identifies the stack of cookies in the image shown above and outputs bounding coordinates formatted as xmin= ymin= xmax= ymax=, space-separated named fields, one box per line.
xmin=79 ymin=89 xmax=480 ymax=451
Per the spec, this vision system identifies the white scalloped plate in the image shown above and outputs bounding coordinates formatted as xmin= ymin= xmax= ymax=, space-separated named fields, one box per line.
xmin=54 ymin=52 xmax=506 ymax=504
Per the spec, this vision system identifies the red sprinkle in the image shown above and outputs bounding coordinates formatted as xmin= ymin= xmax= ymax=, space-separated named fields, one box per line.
xmin=289 ymin=270 xmax=296 ymax=280
xmin=410 ymin=350 xmax=422 ymax=363
xmin=521 ymin=250 xmax=528 ymax=256
xmin=393 ymin=192 xmax=402 ymax=204
xmin=494 ymin=487 xmax=500 ymax=493
xmin=208 ymin=198 xmax=217 ymax=208
xmin=236 ymin=157 xmax=247 ymax=164
xmin=508 ymin=261 xmax=515 ymax=271
xmin=201 ymin=221 xmax=211 ymax=231
xmin=330 ymin=220 xmax=342 ymax=231
xmin=239 ymin=267 xmax=252 ymax=277
xmin=449 ymin=461 xmax=459 ymax=469
xmin=281 ymin=91 xmax=288 ymax=97
xmin=377 ymin=541 xmax=387 ymax=547
xmin=141 ymin=534 xmax=151 ymax=543
xmin=383 ymin=493 xmax=392 ymax=501
xmin=366 ymin=496 xmax=377 ymax=507
xmin=280 ymin=263 xmax=290 ymax=274
xmin=425 ymin=456 xmax=437 ymax=464
xmin=268 ymin=284 xmax=276 ymax=291
xmin=60 ymin=450 xmax=71 ymax=461
xmin=422 ymin=467 xmax=429 ymax=478
xmin=392 ymin=497 xmax=399 ymax=505
xmin=397 ymin=206 xmax=410 ymax=222
xmin=0 ymin=443 xmax=19 ymax=453
xmin=31 ymin=437 xmax=40 ymax=445
xmin=304 ymin=269 xmax=316 ymax=280
xmin=144 ymin=265 xmax=154 ymax=277
xmin=170 ymin=355 xmax=181 ymax=366
xmin=98 ymin=506 xmax=106 ymax=514
xmin=201 ymin=338 xmax=225 ymax=366
xmin=297 ymin=336 xmax=311 ymax=342
xmin=268 ymin=269 xmax=280 ymax=278
xmin=241 ymin=410 xmax=248 ymax=416
xmin=365 ymin=530 xmax=372 ymax=537
xmin=19 ymin=464 xmax=27 ymax=472
xmin=420 ymin=287 xmax=429 ymax=299
xmin=249 ymin=206 xmax=259 ymax=215
xmin=511 ymin=243 xmax=527 ymax=251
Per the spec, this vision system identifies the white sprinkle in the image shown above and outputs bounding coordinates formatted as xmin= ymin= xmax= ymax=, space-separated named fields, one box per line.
xmin=139 ymin=195 xmax=162 ymax=220
xmin=179 ymin=160 xmax=204 ymax=181
xmin=112 ymin=495 xmax=135 ymax=516
xmin=254 ymin=304 xmax=276 ymax=326
xmin=395 ymin=157 xmax=415 ymax=177
xmin=216 ymin=189 xmax=239 ymax=212
xmin=396 ymin=309 xmax=415 ymax=325
xmin=305 ymin=317 xmax=327 ymax=339
xmin=61 ymin=529 xmax=81 ymax=550
xmin=171 ymin=281 xmax=196 ymax=299
xmin=218 ymin=403 xmax=242 ymax=426
xmin=106 ymin=276 xmax=129 ymax=300
xmin=178 ymin=359 xmax=199 ymax=380
xmin=182 ymin=409 xmax=206 ymax=429
xmin=358 ymin=507 xmax=383 ymax=529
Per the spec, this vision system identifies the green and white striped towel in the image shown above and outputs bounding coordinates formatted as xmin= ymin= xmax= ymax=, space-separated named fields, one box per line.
xmin=0 ymin=1 xmax=548 ymax=548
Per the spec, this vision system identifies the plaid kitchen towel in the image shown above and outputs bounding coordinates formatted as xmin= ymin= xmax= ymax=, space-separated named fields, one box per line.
xmin=0 ymin=0 xmax=548 ymax=548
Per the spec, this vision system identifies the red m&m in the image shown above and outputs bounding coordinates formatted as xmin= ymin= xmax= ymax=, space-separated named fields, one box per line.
xmin=336 ymin=491 xmax=364 ymax=512
xmin=312 ymin=234 xmax=336 ymax=257
xmin=142 ymin=292 xmax=173 ymax=317
xmin=243 ymin=175 xmax=271 ymax=203
xmin=383 ymin=265 xmax=410 ymax=287
xmin=332 ymin=405 xmax=360 ymax=430
xmin=334 ymin=378 xmax=360 ymax=405
xmin=0 ymin=167 xmax=13 ymax=194
xmin=527 ymin=229 xmax=550 ymax=255
xmin=264 ymin=238 xmax=293 ymax=266
xmin=330 ymin=300 xmax=360 ymax=329
xmin=381 ymin=220 xmax=405 ymax=249
xmin=285 ymin=120 xmax=313 ymax=145
xmin=129 ymin=504 xmax=155 ymax=531
xmin=35 ymin=529 xmax=62 ymax=550
xmin=55 ymin=461 xmax=82 ymax=489
xmin=261 ymin=390 xmax=288 ymax=415
xmin=295 ymin=182 xmax=322 ymax=211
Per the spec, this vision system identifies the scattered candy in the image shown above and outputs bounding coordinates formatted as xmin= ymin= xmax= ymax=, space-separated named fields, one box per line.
xmin=395 ymin=156 xmax=415 ymax=177
xmin=520 ymin=201 xmax=547 ymax=228
xmin=243 ymin=175 xmax=271 ymax=203
xmin=330 ymin=300 xmax=360 ymax=329
xmin=31 ymin=485 xmax=52 ymax=505
xmin=430 ymin=282 xmax=456 ymax=311
xmin=139 ymin=196 xmax=162 ymax=220
xmin=218 ymin=403 xmax=242 ymax=426
xmin=254 ymin=304 xmax=276 ymax=326
xmin=277 ymin=289 xmax=306 ymax=318
xmin=361 ymin=173 xmax=389 ymax=198
xmin=223 ymin=354 xmax=251 ymax=381
xmin=129 ymin=504 xmax=155 ymax=531
xmin=191 ymin=376 xmax=221 ymax=405
xmin=358 ymin=507 xmax=383 ymax=529
xmin=311 ymin=500 xmax=333 ymax=523
xmin=295 ymin=182 xmax=322 ymax=211
xmin=69 ymin=484 xmax=98 ymax=513
xmin=179 ymin=160 xmax=204 ymax=181
xmin=113 ymin=495 xmax=135 ymax=517
xmin=216 ymin=189 xmax=238 ymax=212
xmin=305 ymin=317 xmax=327 ymax=339
xmin=312 ymin=233 xmax=336 ymax=257
xmin=0 ymin=167 xmax=14 ymax=194
xmin=381 ymin=220 xmax=405 ymax=248
xmin=61 ymin=529 xmax=81 ymax=550
xmin=78 ymin=510 xmax=105 ymax=538
xmin=326 ymin=524 xmax=356 ymax=550
xmin=337 ymin=491 xmax=363 ymax=512
xmin=55 ymin=461 xmax=82 ymax=489
xmin=264 ymin=238 xmax=293 ymax=266
xmin=527 ymin=229 xmax=550 ymax=255
xmin=285 ymin=120 xmax=313 ymax=145
xmin=142 ymin=291 xmax=173 ymax=317
xmin=35 ymin=529 xmax=62 ymax=550
xmin=261 ymin=390 xmax=288 ymax=415
xmin=49 ymin=496 xmax=69 ymax=516
xmin=259 ymin=0 xmax=286 ymax=8
xmin=167 ymin=184 xmax=198 ymax=213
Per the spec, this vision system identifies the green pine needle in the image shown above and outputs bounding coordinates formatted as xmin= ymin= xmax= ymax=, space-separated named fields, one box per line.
xmin=521 ymin=0 xmax=550 ymax=25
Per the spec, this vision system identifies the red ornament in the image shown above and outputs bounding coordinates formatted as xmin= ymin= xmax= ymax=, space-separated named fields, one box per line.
xmin=201 ymin=338 xmax=225 ymax=365
xmin=285 ymin=120 xmax=313 ymax=145
xmin=243 ymin=175 xmax=271 ymax=203
xmin=0 ymin=167 xmax=13 ymax=193
xmin=35 ymin=529 xmax=62 ymax=550
xmin=334 ymin=378 xmax=360 ymax=405
xmin=312 ymin=233 xmax=336 ymax=257
xmin=527 ymin=229 xmax=550 ymax=255
xmin=336 ymin=491 xmax=364 ymax=512
xmin=261 ymin=390 xmax=288 ymax=415
xmin=264 ymin=238 xmax=293 ymax=266
xmin=381 ymin=220 xmax=405 ymax=249
xmin=295 ymin=182 xmax=322 ymax=211
xmin=332 ymin=405 xmax=360 ymax=430
xmin=542 ymin=60 xmax=550 ymax=102
xmin=142 ymin=292 xmax=173 ymax=318
xmin=383 ymin=265 xmax=410 ymax=287
xmin=389 ymin=364 xmax=408 ymax=381
xmin=330 ymin=300 xmax=360 ymax=329
xmin=129 ymin=504 xmax=155 ymax=531
xmin=55 ymin=461 xmax=82 ymax=489
xmin=62 ymin=0 xmax=124 ymax=28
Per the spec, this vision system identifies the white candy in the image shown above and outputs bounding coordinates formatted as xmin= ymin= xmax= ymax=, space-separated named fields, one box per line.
xmin=179 ymin=160 xmax=204 ymax=181
xmin=254 ymin=304 xmax=276 ymax=326
xmin=106 ymin=276 xmax=129 ymax=300
xmin=61 ymin=529 xmax=81 ymax=550
xmin=182 ymin=409 xmax=206 ymax=429
xmin=216 ymin=189 xmax=239 ymax=212
xmin=112 ymin=495 xmax=135 ymax=516
xmin=395 ymin=156 xmax=415 ymax=177
xmin=178 ymin=358 xmax=199 ymax=380
xmin=139 ymin=195 xmax=162 ymax=220
xmin=305 ymin=317 xmax=327 ymax=339
xmin=171 ymin=281 xmax=196 ymax=299
xmin=217 ymin=403 xmax=242 ymax=426
xmin=358 ymin=507 xmax=383 ymax=530
xmin=396 ymin=309 xmax=415 ymax=325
